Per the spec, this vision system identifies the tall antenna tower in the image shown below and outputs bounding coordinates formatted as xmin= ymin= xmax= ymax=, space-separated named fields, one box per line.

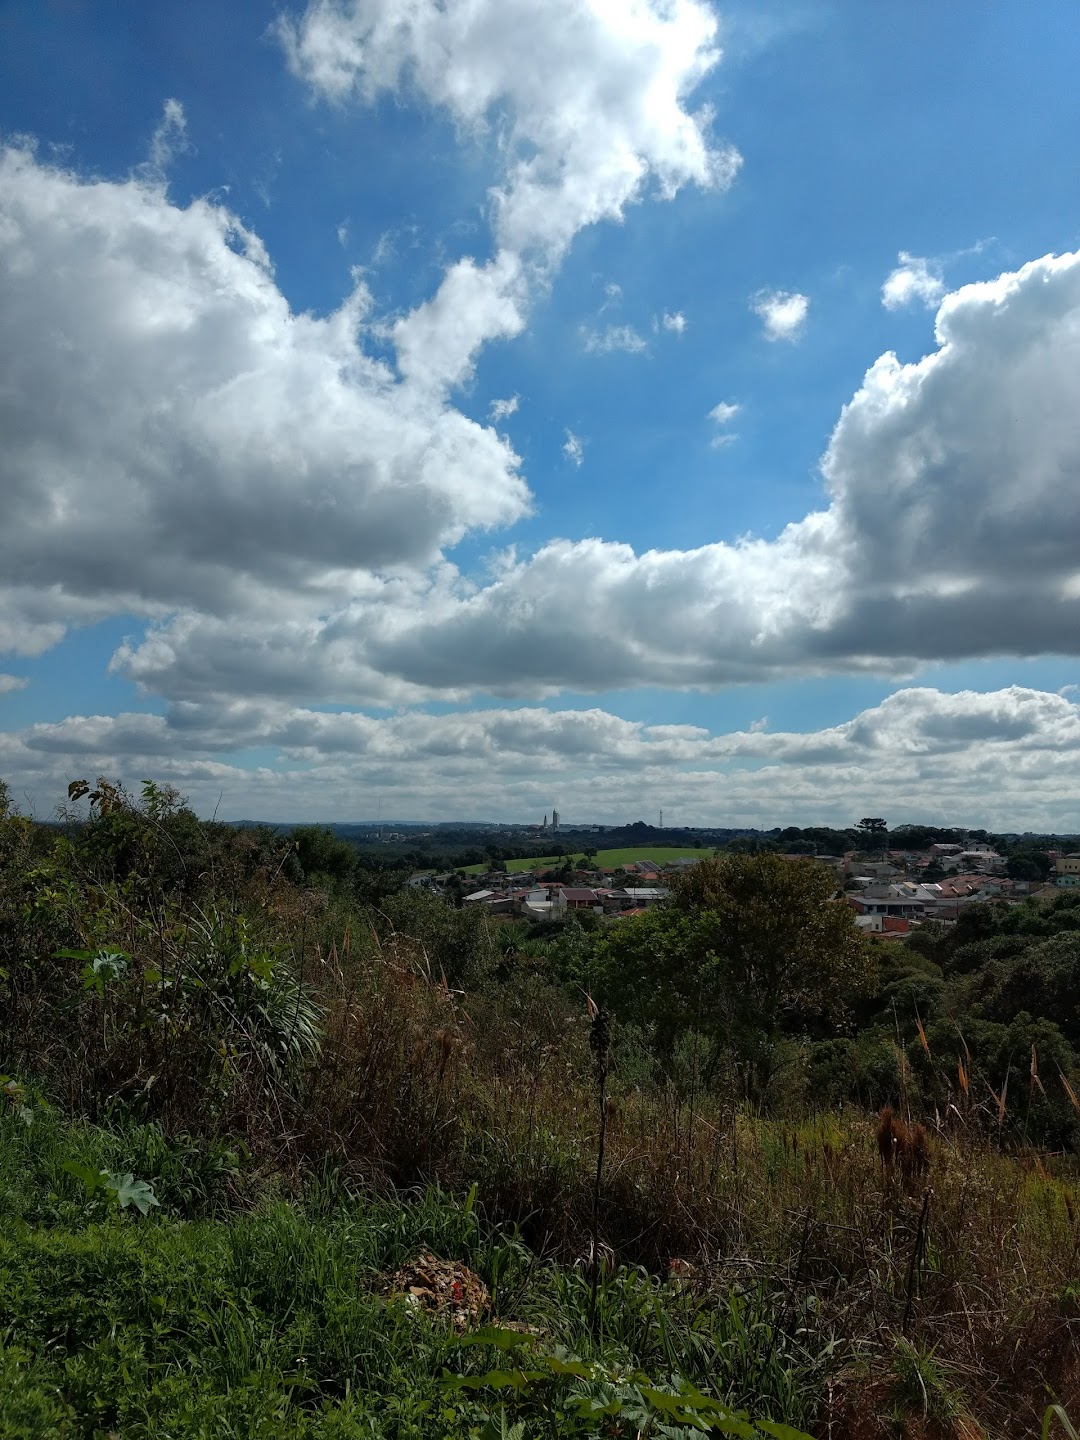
xmin=659 ymin=809 xmax=663 ymax=829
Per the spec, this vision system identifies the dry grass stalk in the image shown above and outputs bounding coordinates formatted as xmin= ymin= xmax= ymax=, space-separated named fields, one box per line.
xmin=877 ymin=1106 xmax=931 ymax=1188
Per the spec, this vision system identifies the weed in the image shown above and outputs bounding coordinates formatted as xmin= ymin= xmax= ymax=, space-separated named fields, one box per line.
xmin=446 ymin=1325 xmax=814 ymax=1437
xmin=890 ymin=1337 xmax=964 ymax=1426
xmin=0 ymin=1168 xmax=818 ymax=1437
xmin=59 ymin=1159 xmax=160 ymax=1216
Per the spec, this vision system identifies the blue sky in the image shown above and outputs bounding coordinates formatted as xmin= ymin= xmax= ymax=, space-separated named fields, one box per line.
xmin=2 ymin=0 xmax=1080 ymax=827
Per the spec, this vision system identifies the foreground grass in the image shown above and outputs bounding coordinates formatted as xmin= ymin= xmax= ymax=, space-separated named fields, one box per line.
xmin=4 ymin=798 xmax=1080 ymax=1436
xmin=7 ymin=932 xmax=1080 ymax=1434
xmin=5 ymin=1092 xmax=1080 ymax=1437
xmin=0 ymin=1108 xmax=826 ymax=1439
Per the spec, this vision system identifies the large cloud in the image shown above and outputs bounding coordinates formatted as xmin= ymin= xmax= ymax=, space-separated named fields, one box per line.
xmin=0 ymin=145 xmax=528 ymax=638
xmin=111 ymin=523 xmax=846 ymax=704
xmin=5 ymin=7 xmax=1080 ymax=720
xmin=105 ymin=247 xmax=1080 ymax=705
xmin=480 ymin=250 xmax=1080 ymax=685
xmin=278 ymin=0 xmax=739 ymax=391
xmin=7 ymin=120 xmax=1080 ymax=708
xmin=279 ymin=0 xmax=738 ymax=261
xmin=6 ymin=686 xmax=1080 ymax=829
xmin=1 ymin=0 xmax=740 ymax=668
xmin=823 ymin=252 xmax=1080 ymax=604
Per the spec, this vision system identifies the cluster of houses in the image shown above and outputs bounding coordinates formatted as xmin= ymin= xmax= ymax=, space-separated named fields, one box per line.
xmin=409 ymin=840 xmax=1076 ymax=933
xmin=467 ymin=883 xmax=669 ymax=920
xmin=468 ymin=855 xmax=681 ymax=920
xmin=844 ymin=842 xmax=1069 ymax=937
xmin=412 ymin=856 xmax=683 ymax=921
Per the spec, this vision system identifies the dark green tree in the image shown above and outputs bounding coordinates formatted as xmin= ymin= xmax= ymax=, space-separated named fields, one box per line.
xmin=596 ymin=853 xmax=875 ymax=1100
xmin=290 ymin=825 xmax=359 ymax=889
xmin=1006 ymin=852 xmax=1051 ymax=882
xmin=855 ymin=817 xmax=889 ymax=857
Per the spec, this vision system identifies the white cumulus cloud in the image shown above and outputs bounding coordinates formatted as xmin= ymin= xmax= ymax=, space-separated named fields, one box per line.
xmin=0 ymin=5 xmax=746 ymax=696
xmin=278 ymin=0 xmax=739 ymax=390
xmin=751 ymin=288 xmax=809 ymax=341
xmin=5 ymin=685 xmax=1080 ymax=829
xmin=0 ymin=146 xmax=529 ymax=645
xmin=279 ymin=0 xmax=740 ymax=261
xmin=881 ymin=251 xmax=945 ymax=310
xmin=14 ymin=210 xmax=1080 ymax=713
xmin=392 ymin=250 xmax=528 ymax=392
xmin=108 ymin=248 xmax=1080 ymax=706
xmin=8 ymin=40 xmax=1080 ymax=745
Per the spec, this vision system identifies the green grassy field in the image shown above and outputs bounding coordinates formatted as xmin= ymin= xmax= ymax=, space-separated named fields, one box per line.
xmin=461 ymin=846 xmax=707 ymax=875
xmin=593 ymin=846 xmax=706 ymax=868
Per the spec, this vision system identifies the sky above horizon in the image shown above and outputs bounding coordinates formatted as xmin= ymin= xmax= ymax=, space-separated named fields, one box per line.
xmin=2 ymin=0 xmax=1080 ymax=829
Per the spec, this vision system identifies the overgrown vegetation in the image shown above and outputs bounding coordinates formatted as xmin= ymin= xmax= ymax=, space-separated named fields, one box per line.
xmin=3 ymin=1106 xmax=832 ymax=1438
xmin=2 ymin=778 xmax=1080 ymax=1436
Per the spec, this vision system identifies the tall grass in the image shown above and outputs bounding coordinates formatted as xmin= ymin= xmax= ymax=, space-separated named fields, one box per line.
xmin=4 ymin=816 xmax=1080 ymax=1434
xmin=0 ymin=1107 xmax=827 ymax=1437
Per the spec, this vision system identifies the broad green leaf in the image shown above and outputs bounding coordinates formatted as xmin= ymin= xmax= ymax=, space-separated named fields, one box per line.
xmin=103 ymin=1172 xmax=160 ymax=1214
xmin=639 ymin=1387 xmax=693 ymax=1416
xmin=757 ymin=1422 xmax=816 ymax=1440
xmin=60 ymin=1160 xmax=104 ymax=1195
xmin=570 ymin=1397 xmax=624 ymax=1419
xmin=636 ymin=1393 xmax=754 ymax=1440
xmin=540 ymin=1355 xmax=593 ymax=1379
xmin=89 ymin=952 xmax=128 ymax=980
xmin=1043 ymin=1404 xmax=1080 ymax=1440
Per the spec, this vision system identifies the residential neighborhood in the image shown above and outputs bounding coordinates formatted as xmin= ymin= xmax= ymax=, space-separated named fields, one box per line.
xmin=409 ymin=833 xmax=1076 ymax=935
xmin=455 ymin=859 xmax=673 ymax=921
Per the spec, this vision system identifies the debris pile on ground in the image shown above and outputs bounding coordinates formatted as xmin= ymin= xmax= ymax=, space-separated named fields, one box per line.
xmin=377 ymin=1251 xmax=492 ymax=1332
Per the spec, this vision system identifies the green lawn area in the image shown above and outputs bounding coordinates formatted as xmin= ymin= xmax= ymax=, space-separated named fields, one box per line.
xmin=460 ymin=846 xmax=707 ymax=875
xmin=460 ymin=854 xmax=569 ymax=874
xmin=594 ymin=846 xmax=707 ymax=867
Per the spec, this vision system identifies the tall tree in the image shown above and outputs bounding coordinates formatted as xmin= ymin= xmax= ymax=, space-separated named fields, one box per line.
xmin=596 ymin=853 xmax=874 ymax=1098
xmin=855 ymin=817 xmax=889 ymax=858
